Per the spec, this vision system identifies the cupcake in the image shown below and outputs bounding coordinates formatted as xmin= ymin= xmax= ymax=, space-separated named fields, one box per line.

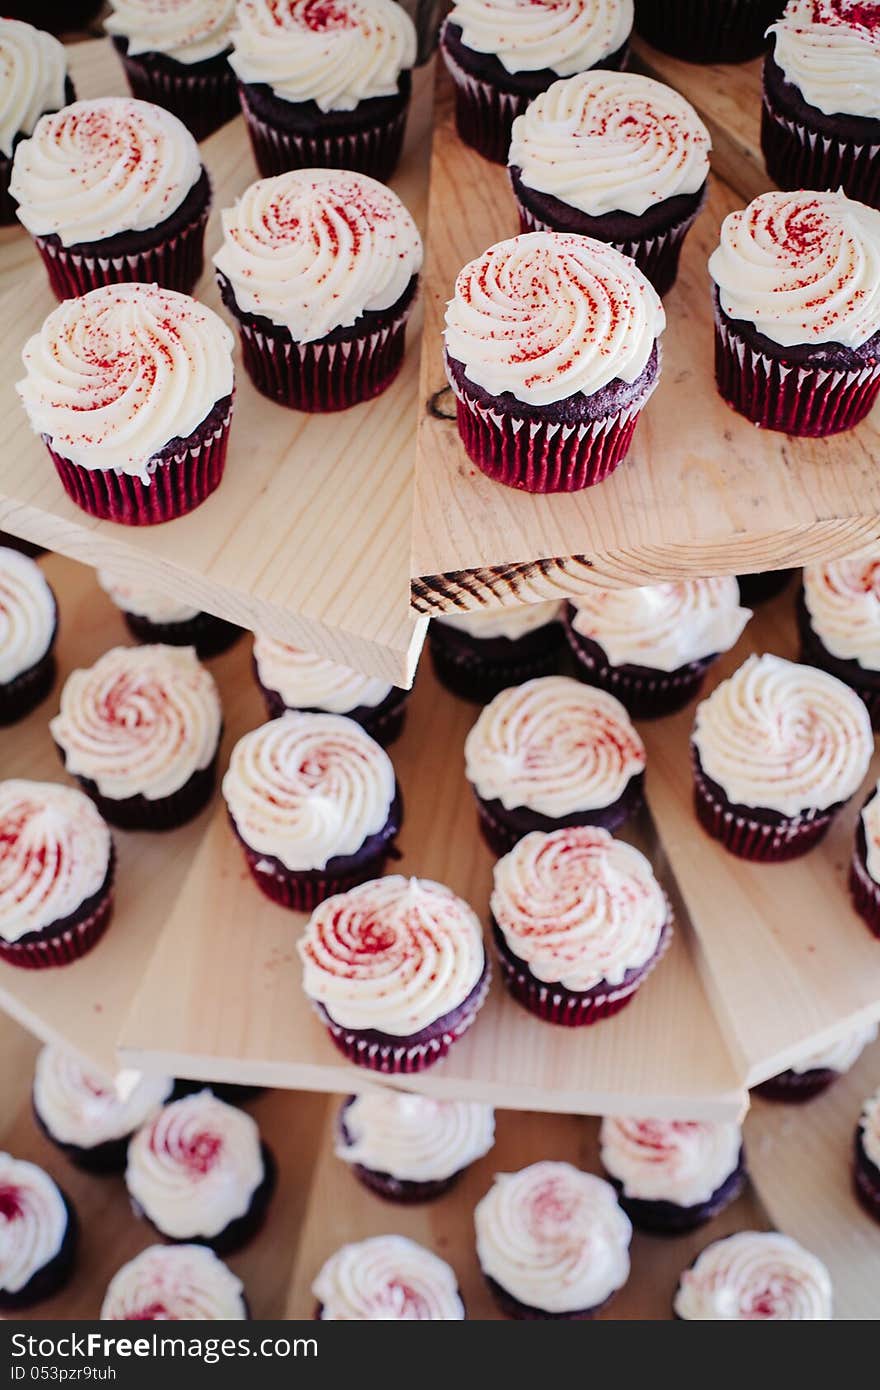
xmin=18 ymin=283 xmax=235 ymax=525
xmin=313 ymin=1236 xmax=465 ymax=1319
xmin=444 ymin=232 xmax=665 ymax=492
xmin=799 ymin=547 xmax=880 ymax=727
xmin=252 ymin=635 xmax=409 ymax=746
xmin=754 ymin=1020 xmax=878 ymax=1101
xmin=508 ymin=71 xmax=710 ymax=296
xmin=0 ymin=533 xmax=44 ymax=559
xmin=464 ymin=676 xmax=647 ymax=856
xmin=564 ymin=579 xmax=751 ymax=719
xmin=634 ymin=0 xmax=782 ymax=64
xmin=101 ymin=1244 xmax=248 ymax=1320
xmin=3 ymin=3 xmax=104 ymax=35
xmin=440 ymin=0 xmax=633 ymax=164
xmin=475 ymin=1162 xmax=631 ymax=1319
xmin=336 ymin=1091 xmax=495 ymax=1201
xmin=230 ymin=0 xmax=416 ymax=181
xmin=223 ymin=712 xmax=401 ymax=911
xmin=0 ymin=19 xmax=72 ymax=226
xmin=850 ymin=781 xmax=880 ymax=937
xmin=708 ymin=188 xmax=880 ymax=436
xmin=0 ymin=781 xmax=114 ymax=970
xmin=214 ymin=168 xmax=422 ymax=411
xmin=692 ymin=653 xmax=874 ymax=862
xmin=0 ymin=546 xmax=57 ymax=726
xmin=11 ymin=97 xmax=211 ymax=300
xmin=298 ymin=876 xmax=490 ymax=1073
xmin=428 ymin=601 xmax=564 ymax=704
xmin=126 ymin=1090 xmax=276 ymax=1254
xmin=490 ymin=826 xmax=671 ymax=1025
xmin=0 ymin=1155 xmax=77 ymax=1310
xmin=674 ymin=1232 xmax=832 ymax=1319
xmin=763 ymin=1 xmax=880 ymax=210
xmin=737 ymin=569 xmax=794 ymax=605
xmin=599 ymin=1117 xmax=746 ymax=1233
xmin=50 ymin=645 xmax=223 ymax=832
xmin=33 ymin=1046 xmax=173 ymax=1172
xmin=97 ymin=568 xmax=241 ymax=660
xmin=855 ymin=1086 xmax=880 ymax=1224
xmin=106 ymin=0 xmax=240 ymax=143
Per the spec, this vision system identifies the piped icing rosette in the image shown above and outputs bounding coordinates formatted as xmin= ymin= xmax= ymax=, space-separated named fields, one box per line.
xmin=126 ymin=1091 xmax=266 ymax=1240
xmin=569 ymin=579 xmax=750 ymax=672
xmin=0 ymin=547 xmax=56 ymax=684
xmin=299 ymin=876 xmax=487 ymax=1035
xmin=337 ymin=1092 xmax=495 ymax=1181
xmin=50 ymin=645 xmax=222 ymax=802
xmin=33 ymin=1046 xmax=172 ymax=1149
xmin=475 ymin=1162 xmax=631 ymax=1314
xmin=674 ymin=1232 xmax=833 ymax=1320
xmin=214 ymin=169 xmax=422 ymax=341
xmin=803 ymin=546 xmax=880 ymax=669
xmin=860 ymin=1087 xmax=880 ymax=1169
xmin=708 ymin=189 xmax=880 ymax=348
xmin=0 ymin=782 xmax=112 ymax=945
xmin=11 ymin=97 xmax=202 ymax=246
xmin=788 ymin=1019 xmax=878 ymax=1075
xmin=106 ymin=0 xmax=237 ymax=64
xmin=436 ymin=600 xmax=562 ymax=641
xmin=491 ymin=827 xmax=668 ymax=991
xmin=0 ymin=1155 xmax=69 ymax=1296
xmin=102 ymin=1243 xmax=247 ymax=1320
xmin=18 ymin=284 xmax=234 ymax=481
xmin=446 ymin=0 xmax=633 ymax=76
xmin=692 ymin=654 xmax=873 ymax=816
xmin=861 ymin=785 xmax=880 ymax=882
xmin=599 ymin=1117 xmax=742 ymax=1207
xmin=313 ymin=1235 xmax=464 ymax=1320
xmin=768 ymin=0 xmax=880 ymax=119
xmin=223 ymin=712 xmax=396 ymax=872
xmin=465 ymin=676 xmax=646 ymax=818
xmin=0 ymin=19 xmax=68 ymax=160
xmin=509 ymin=71 xmax=710 ymax=218
xmin=97 ymin=569 xmax=200 ymax=626
xmin=229 ymin=0 xmax=416 ymax=111
xmin=253 ymin=636 xmax=392 ymax=713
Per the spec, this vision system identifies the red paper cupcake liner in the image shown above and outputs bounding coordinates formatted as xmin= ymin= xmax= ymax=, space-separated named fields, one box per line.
xmin=0 ymin=649 xmax=56 ymax=726
xmin=33 ymin=205 xmax=209 ymax=301
xmin=118 ymin=52 xmax=241 ymax=143
xmin=714 ymin=312 xmax=880 ymax=436
xmin=239 ymin=90 xmax=407 ymax=182
xmin=761 ymin=101 xmax=880 ymax=211
xmin=693 ymin=758 xmax=834 ymax=862
xmin=240 ymin=843 xmax=395 ymax=914
xmin=849 ymin=851 xmax=880 ymax=940
xmin=0 ymin=888 xmax=112 ymax=971
xmin=565 ymin=625 xmax=712 ymax=719
xmin=442 ymin=48 xmax=531 ymax=164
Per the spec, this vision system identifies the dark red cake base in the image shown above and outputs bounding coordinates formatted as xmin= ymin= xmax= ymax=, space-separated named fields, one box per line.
xmin=634 ymin=0 xmax=781 ymax=63
xmin=1 ymin=75 xmax=75 ymax=226
xmin=565 ymin=608 xmax=714 ymax=718
xmin=473 ymin=772 xmax=646 ymax=858
xmin=0 ymin=647 xmax=56 ymax=727
xmin=849 ymin=810 xmax=880 ymax=939
xmin=32 ymin=1101 xmax=134 ymax=1175
xmin=0 ymin=855 xmax=114 ymax=971
xmin=736 ymin=569 xmax=793 ymax=605
xmin=111 ymin=37 xmax=240 ymax=143
xmin=752 ymin=1067 xmax=839 ymax=1103
xmin=62 ymin=754 xmax=219 ymax=833
xmin=123 ymin=608 xmax=241 ymax=660
xmin=428 ymin=617 xmax=565 ymax=704
xmin=854 ymin=1130 xmax=880 ymax=1226
xmin=0 ymin=1194 xmax=78 ymax=1310
xmin=132 ymin=1144 xmax=277 ymax=1256
xmin=482 ymin=1272 xmax=612 ymax=1320
xmin=692 ymin=746 xmax=841 ymax=862
xmin=336 ymin=1099 xmax=464 ymax=1203
xmin=796 ymin=588 xmax=880 ymax=729
xmin=255 ymin=665 xmax=408 ymax=749
xmin=609 ymin=1152 xmax=746 ymax=1234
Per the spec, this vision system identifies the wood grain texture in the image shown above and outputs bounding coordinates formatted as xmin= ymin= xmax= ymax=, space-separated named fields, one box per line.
xmin=411 ymin=73 xmax=880 ymax=614
xmin=0 ymin=40 xmax=432 ymax=685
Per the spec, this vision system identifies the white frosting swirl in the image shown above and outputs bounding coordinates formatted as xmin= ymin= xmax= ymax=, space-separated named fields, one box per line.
xmin=708 ymin=189 xmax=880 ymax=349
xmin=97 ymin=569 xmax=200 ymax=625
xmin=0 ymin=1155 xmax=68 ymax=1296
xmin=253 ymin=636 xmax=392 ymax=713
xmin=18 ymin=284 xmax=235 ymax=482
xmin=106 ymin=0 xmax=236 ymax=64
xmin=0 ymin=19 xmax=67 ymax=161
xmin=861 ymin=783 xmax=880 ymax=882
xmin=0 ymin=546 xmax=56 ymax=684
xmin=600 ymin=1117 xmax=742 ymax=1206
xmin=125 ymin=1091 xmax=266 ymax=1240
xmin=509 ymin=71 xmax=710 ymax=218
xmin=50 ymin=645 xmax=222 ymax=802
xmin=11 ymin=97 xmax=202 ymax=247
xmin=788 ymin=1018 xmax=878 ymax=1074
xmin=569 ymin=579 xmax=750 ymax=672
xmin=337 ymin=1092 xmax=495 ymax=1181
xmin=475 ymin=1162 xmax=631 ymax=1314
xmin=229 ymin=0 xmax=416 ymax=111
xmin=299 ymin=875 xmax=486 ymax=1035
xmin=803 ymin=546 xmax=880 ymax=670
xmin=33 ymin=1047 xmax=172 ymax=1148
xmin=102 ymin=1244 xmax=247 ymax=1320
xmin=446 ymin=0 xmax=633 ymax=76
xmin=692 ymin=653 xmax=873 ymax=816
xmin=0 ymin=781 xmax=112 ymax=944
xmin=674 ymin=1232 xmax=833 ymax=1320
xmin=313 ymin=1236 xmax=464 ymax=1320
xmin=436 ymin=600 xmax=562 ymax=641
xmin=860 ymin=1087 xmax=880 ymax=1169
xmin=444 ymin=231 xmax=664 ymax=407
xmin=491 ymin=826 xmax=668 ymax=990
xmin=465 ymin=675 xmax=646 ymax=818
xmin=769 ymin=0 xmax=880 ymax=119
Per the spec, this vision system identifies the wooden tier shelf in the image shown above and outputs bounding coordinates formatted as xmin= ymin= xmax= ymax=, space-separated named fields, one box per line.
xmin=410 ymin=70 xmax=880 ymax=616
xmin=0 ymin=39 xmax=431 ymax=686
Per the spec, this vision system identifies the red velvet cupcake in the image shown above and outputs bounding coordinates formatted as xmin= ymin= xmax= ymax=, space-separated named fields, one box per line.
xmin=428 ymin=601 xmax=564 ymax=704
xmin=97 ymin=569 xmax=241 ymax=660
xmin=799 ymin=548 xmax=880 ymax=727
xmin=754 ymin=1021 xmax=878 ymax=1101
xmin=298 ymin=876 xmax=490 ymax=1073
xmin=444 ymin=232 xmax=664 ymax=492
xmin=0 ymin=546 xmax=58 ymax=726
xmin=336 ymin=1092 xmax=495 ymax=1203
xmin=708 ymin=188 xmax=880 ymax=436
xmin=0 ymin=1155 xmax=78 ymax=1310
xmin=599 ymin=1116 xmax=745 ymax=1233
xmin=850 ymin=781 xmax=880 ymax=937
xmin=736 ymin=569 xmax=794 ymax=605
xmin=33 ymin=1045 xmax=173 ymax=1172
xmin=855 ymin=1085 xmax=880 ymax=1225
xmin=634 ymin=0 xmax=782 ymax=64
xmin=101 ymin=1244 xmax=249 ymax=1320
xmin=0 ymin=19 xmax=72 ymax=226
xmin=313 ymin=1236 xmax=465 ymax=1319
xmin=674 ymin=1232 xmax=832 ymax=1319
xmin=252 ymin=635 xmax=408 ymax=746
